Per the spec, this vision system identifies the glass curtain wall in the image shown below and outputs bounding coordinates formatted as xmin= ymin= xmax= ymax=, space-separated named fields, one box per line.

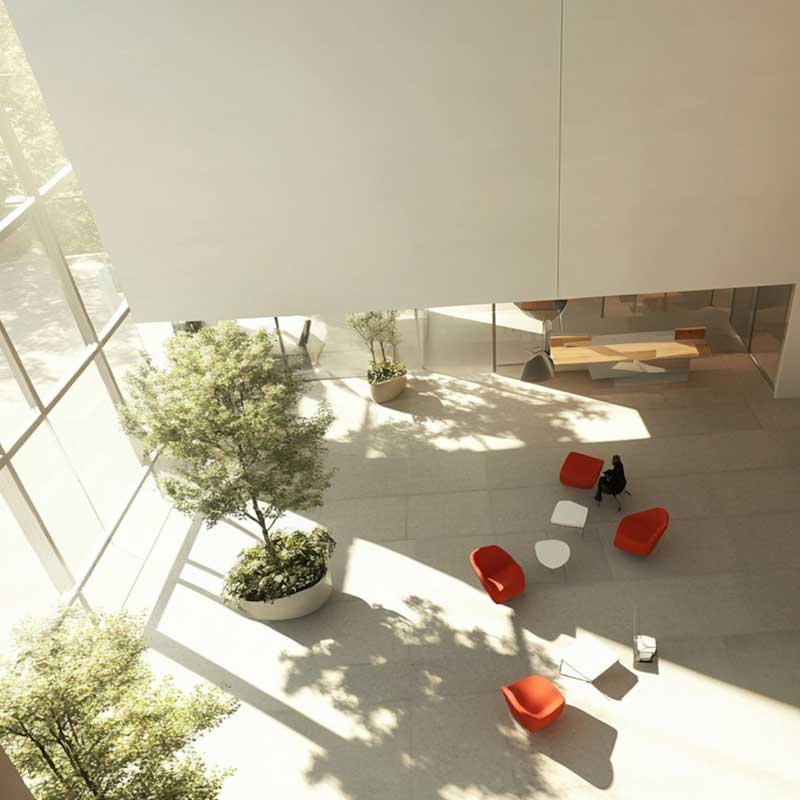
xmin=0 ymin=2 xmax=158 ymax=639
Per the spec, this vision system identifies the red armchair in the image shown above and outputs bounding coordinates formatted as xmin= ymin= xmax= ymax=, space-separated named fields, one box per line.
xmin=469 ymin=545 xmax=525 ymax=603
xmin=614 ymin=507 xmax=669 ymax=555
xmin=502 ymin=675 xmax=565 ymax=732
xmin=560 ymin=451 xmax=604 ymax=489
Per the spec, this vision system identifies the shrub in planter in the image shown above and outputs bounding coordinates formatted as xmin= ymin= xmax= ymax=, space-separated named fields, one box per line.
xmin=222 ymin=528 xmax=335 ymax=603
xmin=346 ymin=311 xmax=408 ymax=402
xmin=367 ymin=359 xmax=407 ymax=385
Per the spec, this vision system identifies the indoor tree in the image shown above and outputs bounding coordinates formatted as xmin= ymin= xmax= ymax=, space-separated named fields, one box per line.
xmin=119 ymin=321 xmax=334 ymax=559
xmin=0 ymin=607 xmax=237 ymax=800
xmin=345 ymin=310 xmax=399 ymax=362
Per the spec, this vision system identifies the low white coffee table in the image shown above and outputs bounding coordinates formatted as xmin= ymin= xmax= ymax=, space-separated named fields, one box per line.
xmin=534 ymin=539 xmax=570 ymax=574
xmin=559 ymin=637 xmax=618 ymax=682
xmin=551 ymin=500 xmax=588 ymax=534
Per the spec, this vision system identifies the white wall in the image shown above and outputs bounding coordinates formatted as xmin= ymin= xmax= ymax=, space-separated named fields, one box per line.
xmin=558 ymin=0 xmax=800 ymax=299
xmin=6 ymin=1 xmax=800 ymax=322
xmin=6 ymin=0 xmax=561 ymax=321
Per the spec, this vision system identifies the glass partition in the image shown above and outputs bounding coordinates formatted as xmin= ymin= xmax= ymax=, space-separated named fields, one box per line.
xmin=750 ymin=285 xmax=793 ymax=383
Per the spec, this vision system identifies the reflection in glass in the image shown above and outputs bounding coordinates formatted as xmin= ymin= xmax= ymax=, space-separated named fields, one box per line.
xmin=750 ymin=285 xmax=793 ymax=383
xmin=0 ymin=136 xmax=24 ymax=214
xmin=101 ymin=316 xmax=152 ymax=401
xmin=48 ymin=361 xmax=142 ymax=529
xmin=11 ymin=421 xmax=104 ymax=576
xmin=0 ymin=472 xmax=60 ymax=647
xmin=82 ymin=475 xmax=173 ymax=609
xmin=0 ymin=220 xmax=88 ymax=400
xmin=730 ymin=287 xmax=757 ymax=348
xmin=0 ymin=75 xmax=69 ymax=188
xmin=0 ymin=346 xmax=36 ymax=446
xmin=66 ymin=254 xmax=124 ymax=335
xmin=46 ymin=173 xmax=104 ymax=255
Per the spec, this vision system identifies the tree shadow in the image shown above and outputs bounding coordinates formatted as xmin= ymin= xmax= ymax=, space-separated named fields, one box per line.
xmin=274 ymin=593 xmax=616 ymax=798
xmin=310 ymin=370 xmax=641 ymax=466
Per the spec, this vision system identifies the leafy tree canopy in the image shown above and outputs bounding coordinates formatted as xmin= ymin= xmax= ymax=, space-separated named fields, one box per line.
xmin=0 ymin=608 xmax=238 ymax=800
xmin=119 ymin=321 xmax=334 ymax=550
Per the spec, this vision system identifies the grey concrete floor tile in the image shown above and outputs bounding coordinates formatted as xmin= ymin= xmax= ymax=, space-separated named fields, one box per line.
xmin=722 ymin=631 xmax=800 ymax=707
xmin=407 ymin=490 xmax=492 ymax=539
xmin=748 ymin=398 xmax=800 ymax=430
xmin=486 ymin=445 xmax=575 ymax=490
xmin=704 ymin=467 xmax=800 ymax=516
xmin=406 ymin=451 xmax=488 ymax=494
xmin=410 ymin=692 xmax=521 ymax=800
xmin=490 ymin=485 xmax=571 ymax=533
xmin=726 ymin=511 xmax=800 ymax=571
xmin=326 ymin=455 xmax=411 ymax=499
xmin=310 ymin=496 xmax=408 ymax=542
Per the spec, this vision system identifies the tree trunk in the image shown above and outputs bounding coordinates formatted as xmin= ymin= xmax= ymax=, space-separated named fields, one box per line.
xmin=251 ymin=498 xmax=277 ymax=558
xmin=379 ymin=340 xmax=386 ymax=360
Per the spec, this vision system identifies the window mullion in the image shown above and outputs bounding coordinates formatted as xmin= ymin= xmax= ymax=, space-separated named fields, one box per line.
xmin=0 ymin=459 xmax=74 ymax=594
xmin=0 ymin=319 xmax=43 ymax=412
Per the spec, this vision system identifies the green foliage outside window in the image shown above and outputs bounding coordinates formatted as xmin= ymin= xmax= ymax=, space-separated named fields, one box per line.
xmin=0 ymin=608 xmax=238 ymax=800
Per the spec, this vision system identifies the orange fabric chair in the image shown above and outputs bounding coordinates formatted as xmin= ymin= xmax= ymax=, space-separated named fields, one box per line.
xmin=560 ymin=451 xmax=604 ymax=489
xmin=614 ymin=507 xmax=669 ymax=556
xmin=502 ymin=675 xmax=565 ymax=732
xmin=470 ymin=545 xmax=525 ymax=604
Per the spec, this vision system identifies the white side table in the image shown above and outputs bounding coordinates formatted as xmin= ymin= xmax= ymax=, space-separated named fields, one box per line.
xmin=551 ymin=500 xmax=588 ymax=534
xmin=535 ymin=539 xmax=570 ymax=580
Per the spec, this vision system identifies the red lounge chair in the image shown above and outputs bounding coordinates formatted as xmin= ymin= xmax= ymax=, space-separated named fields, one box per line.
xmin=469 ymin=545 xmax=525 ymax=603
xmin=614 ymin=507 xmax=669 ymax=556
xmin=560 ymin=451 xmax=604 ymax=489
xmin=502 ymin=675 xmax=565 ymax=732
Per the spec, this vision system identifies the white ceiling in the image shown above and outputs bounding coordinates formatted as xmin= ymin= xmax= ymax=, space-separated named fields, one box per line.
xmin=7 ymin=1 xmax=800 ymax=321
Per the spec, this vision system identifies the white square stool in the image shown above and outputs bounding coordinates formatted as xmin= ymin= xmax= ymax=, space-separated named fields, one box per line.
xmin=551 ymin=500 xmax=588 ymax=533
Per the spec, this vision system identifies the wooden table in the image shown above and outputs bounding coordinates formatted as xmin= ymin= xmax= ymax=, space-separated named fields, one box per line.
xmin=552 ymin=341 xmax=710 ymax=368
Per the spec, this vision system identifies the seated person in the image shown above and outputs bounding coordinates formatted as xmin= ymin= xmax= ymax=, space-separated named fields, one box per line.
xmin=595 ymin=455 xmax=626 ymax=502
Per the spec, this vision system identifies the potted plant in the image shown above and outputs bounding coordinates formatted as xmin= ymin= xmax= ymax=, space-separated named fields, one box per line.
xmin=345 ymin=310 xmax=407 ymax=403
xmin=0 ymin=608 xmax=237 ymax=800
xmin=120 ymin=321 xmax=337 ymax=621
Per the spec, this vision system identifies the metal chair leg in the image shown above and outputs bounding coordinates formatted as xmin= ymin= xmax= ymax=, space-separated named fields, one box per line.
xmin=614 ymin=494 xmax=622 ymax=511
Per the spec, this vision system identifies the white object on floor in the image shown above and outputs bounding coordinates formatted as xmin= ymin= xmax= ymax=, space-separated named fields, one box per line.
xmin=634 ymin=634 xmax=658 ymax=662
xmin=560 ymin=636 xmax=618 ymax=682
xmin=534 ymin=539 xmax=571 ymax=569
xmin=551 ymin=500 xmax=588 ymax=530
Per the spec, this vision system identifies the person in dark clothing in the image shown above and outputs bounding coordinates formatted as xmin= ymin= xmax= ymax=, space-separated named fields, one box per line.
xmin=595 ymin=455 xmax=626 ymax=502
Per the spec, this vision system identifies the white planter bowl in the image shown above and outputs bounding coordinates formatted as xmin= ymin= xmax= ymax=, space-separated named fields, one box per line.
xmin=370 ymin=374 xmax=407 ymax=404
xmin=237 ymin=571 xmax=333 ymax=621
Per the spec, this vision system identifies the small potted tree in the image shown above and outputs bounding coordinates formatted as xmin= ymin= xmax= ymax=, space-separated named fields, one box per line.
xmin=0 ymin=608 xmax=237 ymax=800
xmin=120 ymin=321 xmax=337 ymax=621
xmin=345 ymin=310 xmax=407 ymax=403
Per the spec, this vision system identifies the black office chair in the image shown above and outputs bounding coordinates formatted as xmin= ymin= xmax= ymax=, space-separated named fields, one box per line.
xmin=610 ymin=479 xmax=632 ymax=511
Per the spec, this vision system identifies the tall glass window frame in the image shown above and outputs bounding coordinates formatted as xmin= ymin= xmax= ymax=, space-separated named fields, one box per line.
xmin=0 ymin=29 xmax=159 ymax=611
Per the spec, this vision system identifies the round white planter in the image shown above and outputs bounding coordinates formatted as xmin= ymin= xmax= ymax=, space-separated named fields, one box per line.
xmin=370 ymin=374 xmax=407 ymax=404
xmin=237 ymin=571 xmax=333 ymax=621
